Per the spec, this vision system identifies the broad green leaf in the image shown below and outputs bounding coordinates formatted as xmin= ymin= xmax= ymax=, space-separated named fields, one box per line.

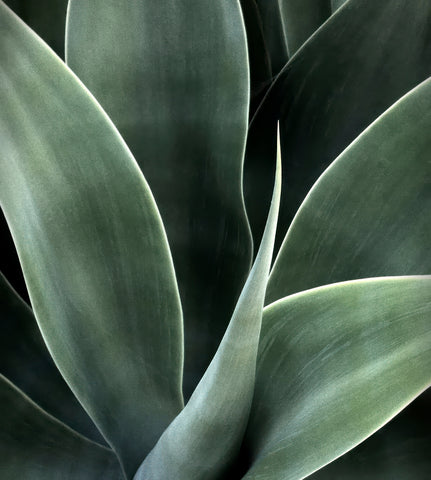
xmin=0 ymin=374 xmax=122 ymax=480
xmin=245 ymin=0 xmax=431 ymax=252
xmin=66 ymin=0 xmax=252 ymax=400
xmin=3 ymin=0 xmax=67 ymax=56
xmin=0 ymin=272 xmax=104 ymax=444
xmin=0 ymin=3 xmax=183 ymax=476
xmin=254 ymin=0 xmax=289 ymax=75
xmin=310 ymin=390 xmax=431 ymax=479
xmin=267 ymin=77 xmax=431 ymax=303
xmin=278 ymin=0 xmax=332 ymax=56
xmin=134 ymin=131 xmax=282 ymax=480
xmin=243 ymin=276 xmax=431 ymax=480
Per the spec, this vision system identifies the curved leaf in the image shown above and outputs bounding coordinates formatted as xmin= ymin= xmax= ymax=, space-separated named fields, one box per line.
xmin=309 ymin=390 xmax=431 ymax=479
xmin=0 ymin=374 xmax=122 ymax=480
xmin=243 ymin=276 xmax=431 ymax=480
xmin=278 ymin=0 xmax=332 ymax=56
xmin=66 ymin=0 xmax=253 ymax=400
xmin=267 ymin=77 xmax=431 ymax=303
xmin=245 ymin=0 xmax=431 ymax=251
xmin=0 ymin=272 xmax=104 ymax=444
xmin=135 ymin=130 xmax=282 ymax=480
xmin=0 ymin=2 xmax=183 ymax=476
xmin=3 ymin=0 xmax=67 ymax=56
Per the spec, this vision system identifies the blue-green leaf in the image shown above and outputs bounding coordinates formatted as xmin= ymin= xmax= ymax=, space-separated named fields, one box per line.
xmin=0 ymin=375 xmax=122 ymax=480
xmin=268 ymin=77 xmax=431 ymax=303
xmin=134 ymin=130 xmax=282 ymax=480
xmin=0 ymin=272 xmax=103 ymax=444
xmin=0 ymin=2 xmax=183 ymax=476
xmin=66 ymin=0 xmax=253 ymax=400
xmin=243 ymin=276 xmax=431 ymax=480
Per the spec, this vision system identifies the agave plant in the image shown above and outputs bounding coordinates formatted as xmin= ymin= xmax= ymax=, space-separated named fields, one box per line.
xmin=0 ymin=1 xmax=430 ymax=479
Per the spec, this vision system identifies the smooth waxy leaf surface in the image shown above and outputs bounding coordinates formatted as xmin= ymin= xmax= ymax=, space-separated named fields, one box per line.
xmin=0 ymin=272 xmax=103 ymax=443
xmin=0 ymin=3 xmax=183 ymax=476
xmin=67 ymin=0 xmax=252 ymax=399
xmin=245 ymin=0 xmax=431 ymax=251
xmin=135 ymin=133 xmax=281 ymax=480
xmin=278 ymin=0 xmax=331 ymax=56
xmin=310 ymin=390 xmax=431 ymax=479
xmin=267 ymin=77 xmax=431 ymax=303
xmin=243 ymin=276 xmax=431 ymax=480
xmin=3 ymin=0 xmax=67 ymax=56
xmin=0 ymin=375 xmax=122 ymax=480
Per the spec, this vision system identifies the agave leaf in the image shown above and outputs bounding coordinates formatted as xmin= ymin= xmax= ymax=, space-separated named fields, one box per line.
xmin=3 ymin=0 xmax=67 ymax=56
xmin=0 ymin=374 xmax=122 ymax=480
xmin=134 ymin=131 xmax=281 ymax=480
xmin=278 ymin=0 xmax=332 ymax=56
xmin=245 ymin=0 xmax=431 ymax=251
xmin=0 ymin=2 xmax=183 ymax=476
xmin=267 ymin=77 xmax=431 ymax=303
xmin=309 ymin=390 xmax=431 ymax=479
xmin=0 ymin=272 xmax=104 ymax=444
xmin=66 ymin=0 xmax=253 ymax=400
xmin=243 ymin=276 xmax=431 ymax=480
xmin=254 ymin=0 xmax=289 ymax=75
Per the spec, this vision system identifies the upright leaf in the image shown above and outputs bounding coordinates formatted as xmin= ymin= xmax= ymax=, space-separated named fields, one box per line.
xmin=0 ymin=3 xmax=183 ymax=476
xmin=0 ymin=272 xmax=103 ymax=444
xmin=268 ymin=78 xmax=431 ymax=303
xmin=0 ymin=375 xmax=122 ymax=480
xmin=243 ymin=277 xmax=431 ymax=480
xmin=66 ymin=0 xmax=253 ymax=400
xmin=135 ymin=131 xmax=282 ymax=480
xmin=245 ymin=0 xmax=431 ymax=251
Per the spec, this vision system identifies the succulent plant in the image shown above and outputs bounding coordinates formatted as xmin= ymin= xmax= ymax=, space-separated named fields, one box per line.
xmin=0 ymin=1 xmax=430 ymax=479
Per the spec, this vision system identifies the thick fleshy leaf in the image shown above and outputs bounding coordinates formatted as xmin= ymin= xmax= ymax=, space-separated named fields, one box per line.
xmin=245 ymin=0 xmax=431 ymax=251
xmin=0 ymin=375 xmax=122 ymax=480
xmin=331 ymin=0 xmax=349 ymax=12
xmin=0 ymin=272 xmax=103 ymax=444
xmin=135 ymin=131 xmax=282 ymax=480
xmin=0 ymin=3 xmax=183 ymax=476
xmin=309 ymin=390 xmax=431 ymax=479
xmin=278 ymin=0 xmax=331 ymax=56
xmin=267 ymin=77 xmax=431 ymax=303
xmin=3 ymin=0 xmax=67 ymax=56
xmin=243 ymin=276 xmax=431 ymax=480
xmin=254 ymin=0 xmax=288 ymax=75
xmin=66 ymin=0 xmax=253 ymax=400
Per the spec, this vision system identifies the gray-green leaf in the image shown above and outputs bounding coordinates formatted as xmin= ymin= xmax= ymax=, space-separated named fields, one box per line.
xmin=268 ymin=77 xmax=431 ymax=303
xmin=0 ymin=272 xmax=103 ymax=444
xmin=243 ymin=276 xmax=431 ymax=480
xmin=0 ymin=2 xmax=183 ymax=476
xmin=66 ymin=0 xmax=253 ymax=400
xmin=134 ymin=130 xmax=282 ymax=480
xmin=0 ymin=374 xmax=122 ymax=480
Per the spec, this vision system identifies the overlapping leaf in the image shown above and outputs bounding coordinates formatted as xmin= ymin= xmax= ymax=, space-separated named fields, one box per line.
xmin=243 ymin=277 xmax=431 ymax=479
xmin=0 ymin=2 xmax=183 ymax=476
xmin=66 ymin=0 xmax=253 ymax=400
xmin=134 ymin=132 xmax=281 ymax=480
xmin=0 ymin=272 xmax=103 ymax=443
xmin=245 ymin=0 xmax=431 ymax=250
xmin=310 ymin=390 xmax=431 ymax=479
xmin=268 ymin=77 xmax=431 ymax=302
xmin=0 ymin=375 xmax=122 ymax=480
